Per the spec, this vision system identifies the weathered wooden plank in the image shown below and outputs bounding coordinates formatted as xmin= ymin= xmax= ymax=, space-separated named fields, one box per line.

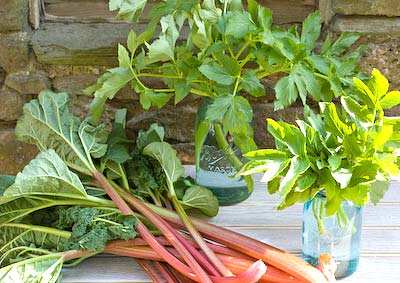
xmin=43 ymin=0 xmax=316 ymax=24
xmin=61 ymin=255 xmax=400 ymax=282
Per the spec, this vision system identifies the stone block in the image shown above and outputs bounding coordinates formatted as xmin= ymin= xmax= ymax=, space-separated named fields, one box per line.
xmin=0 ymin=0 xmax=27 ymax=32
xmin=333 ymin=0 xmax=400 ymax=17
xmin=5 ymin=71 xmax=51 ymax=94
xmin=0 ymin=87 xmax=30 ymax=121
xmin=53 ymin=74 xmax=98 ymax=95
xmin=0 ymin=32 xmax=30 ymax=73
xmin=32 ymin=23 xmax=132 ymax=66
xmin=0 ymin=126 xmax=39 ymax=175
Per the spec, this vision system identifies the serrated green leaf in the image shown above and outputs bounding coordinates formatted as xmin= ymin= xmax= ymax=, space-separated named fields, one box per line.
xmin=146 ymin=38 xmax=174 ymax=63
xmin=136 ymin=123 xmax=165 ymax=151
xmin=225 ymin=11 xmax=257 ymax=39
xmin=279 ymin=156 xmax=310 ymax=197
xmin=301 ymin=11 xmax=321 ymax=51
xmin=247 ymin=0 xmax=272 ymax=30
xmin=109 ymin=0 xmax=147 ymax=22
xmin=244 ymin=149 xmax=288 ymax=161
xmin=180 ymin=185 xmax=219 ymax=217
xmin=118 ymin=44 xmax=130 ymax=68
xmin=341 ymin=184 xmax=369 ymax=206
xmin=380 ymin=91 xmax=400 ymax=109
xmin=127 ymin=29 xmax=138 ymax=53
xmin=274 ymin=75 xmax=298 ymax=110
xmin=369 ymin=178 xmax=390 ymax=205
xmin=267 ymin=119 xmax=306 ymax=156
xmin=341 ymin=96 xmax=374 ymax=125
xmin=322 ymin=103 xmax=353 ymax=138
xmin=199 ymin=62 xmax=236 ymax=85
xmin=139 ymin=89 xmax=173 ymax=110
xmin=267 ymin=178 xmax=280 ymax=195
xmin=296 ymin=173 xmax=317 ymax=192
xmin=194 ymin=120 xmax=211 ymax=171
xmin=215 ymin=53 xmax=240 ymax=76
xmin=374 ymin=125 xmax=393 ymax=148
xmin=368 ymin=68 xmax=389 ymax=100
xmin=174 ymin=80 xmax=191 ymax=104
xmin=324 ymin=32 xmax=360 ymax=56
xmin=375 ymin=153 xmax=400 ymax=176
xmin=241 ymin=70 xmax=265 ymax=97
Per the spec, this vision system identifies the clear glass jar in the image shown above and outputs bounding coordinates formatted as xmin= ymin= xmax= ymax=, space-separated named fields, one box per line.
xmin=302 ymin=193 xmax=362 ymax=278
xmin=195 ymin=99 xmax=251 ymax=206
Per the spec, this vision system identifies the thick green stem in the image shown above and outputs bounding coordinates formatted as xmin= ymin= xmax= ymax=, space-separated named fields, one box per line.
xmin=214 ymin=124 xmax=243 ymax=170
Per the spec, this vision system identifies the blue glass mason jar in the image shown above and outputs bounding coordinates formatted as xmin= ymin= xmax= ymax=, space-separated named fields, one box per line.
xmin=302 ymin=193 xmax=363 ymax=278
xmin=194 ymin=98 xmax=251 ymax=206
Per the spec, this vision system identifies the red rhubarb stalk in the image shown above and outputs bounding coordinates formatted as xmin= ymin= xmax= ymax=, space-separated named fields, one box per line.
xmin=154 ymin=261 xmax=178 ymax=283
xmin=136 ymin=259 xmax=165 ymax=283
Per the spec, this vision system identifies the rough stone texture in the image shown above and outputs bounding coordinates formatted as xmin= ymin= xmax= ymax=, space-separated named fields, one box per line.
xmin=319 ymin=0 xmax=335 ymax=24
xmin=53 ymin=74 xmax=98 ymax=95
xmin=333 ymin=0 xmax=400 ymax=17
xmin=0 ymin=126 xmax=38 ymax=175
xmin=5 ymin=72 xmax=51 ymax=94
xmin=0 ymin=0 xmax=27 ymax=32
xmin=0 ymin=87 xmax=31 ymax=121
xmin=32 ymin=23 xmax=132 ymax=66
xmin=0 ymin=32 xmax=30 ymax=73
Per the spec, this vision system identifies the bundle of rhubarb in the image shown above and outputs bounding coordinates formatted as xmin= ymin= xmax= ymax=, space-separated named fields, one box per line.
xmin=0 ymin=91 xmax=331 ymax=283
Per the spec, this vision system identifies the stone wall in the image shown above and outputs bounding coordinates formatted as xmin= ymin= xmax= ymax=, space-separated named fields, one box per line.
xmin=0 ymin=0 xmax=400 ymax=174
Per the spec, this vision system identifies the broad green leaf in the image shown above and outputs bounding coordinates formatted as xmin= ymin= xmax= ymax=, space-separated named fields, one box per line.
xmin=373 ymin=125 xmax=393 ymax=148
xmin=199 ymin=62 xmax=236 ymax=85
xmin=301 ymin=11 xmax=321 ymax=51
xmin=174 ymin=80 xmax=191 ymax=104
xmin=127 ymin=29 xmax=138 ymax=53
xmin=0 ymin=254 xmax=63 ymax=283
xmin=296 ymin=173 xmax=317 ymax=192
xmin=238 ymin=160 xmax=269 ymax=176
xmin=368 ymin=68 xmax=389 ymax=100
xmin=375 ymin=153 xmax=400 ymax=176
xmin=380 ymin=91 xmax=400 ymax=109
xmin=225 ymin=11 xmax=257 ymax=39
xmin=0 ymin=223 xmax=70 ymax=266
xmin=4 ymin=150 xmax=87 ymax=199
xmin=215 ymin=53 xmax=240 ymax=76
xmin=104 ymin=109 xmax=132 ymax=164
xmin=221 ymin=96 xmax=253 ymax=132
xmin=139 ymin=89 xmax=173 ymax=110
xmin=136 ymin=123 xmax=165 ymax=151
xmin=369 ymin=178 xmax=390 ymax=205
xmin=109 ymin=0 xmax=147 ymax=22
xmin=146 ymin=38 xmax=174 ymax=63
xmin=353 ymin=77 xmax=375 ymax=107
xmin=247 ymin=0 xmax=272 ymax=30
xmin=16 ymin=91 xmax=108 ymax=174
xmin=180 ymin=185 xmax=218 ymax=217
xmin=274 ymin=75 xmax=298 ymax=110
xmin=348 ymin=160 xmax=379 ymax=188
xmin=267 ymin=178 xmax=281 ymax=195
xmin=244 ymin=149 xmax=288 ymax=161
xmin=241 ymin=70 xmax=265 ymax=97
xmin=143 ymin=142 xmax=185 ymax=191
xmin=260 ymin=159 xmax=290 ymax=183
xmin=279 ymin=156 xmax=310 ymax=197
xmin=341 ymin=184 xmax=369 ymax=206
xmin=0 ymin=175 xmax=15 ymax=196
xmin=331 ymin=168 xmax=352 ymax=188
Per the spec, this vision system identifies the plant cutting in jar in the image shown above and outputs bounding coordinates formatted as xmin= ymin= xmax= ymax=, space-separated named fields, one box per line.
xmin=239 ymin=69 xmax=400 ymax=278
xmin=85 ymin=0 xmax=365 ymax=204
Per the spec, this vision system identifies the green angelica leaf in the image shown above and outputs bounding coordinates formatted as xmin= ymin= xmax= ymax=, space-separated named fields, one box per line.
xmin=109 ymin=0 xmax=147 ymax=22
xmin=341 ymin=96 xmax=374 ymax=125
xmin=322 ymin=102 xmax=353 ymax=138
xmin=279 ymin=156 xmax=310 ymax=197
xmin=199 ymin=62 xmax=236 ymax=85
xmin=15 ymin=91 xmax=108 ymax=174
xmin=369 ymin=178 xmax=390 ymax=205
xmin=301 ymin=11 xmax=321 ymax=51
xmin=323 ymin=32 xmax=360 ymax=56
xmin=267 ymin=119 xmax=306 ymax=156
xmin=139 ymin=89 xmax=173 ymax=110
xmin=4 ymin=150 xmax=87 ymax=199
xmin=143 ymin=142 xmax=185 ymax=191
xmin=247 ymin=0 xmax=272 ymax=30
xmin=225 ymin=11 xmax=257 ymax=39
xmin=118 ymin=44 xmax=131 ymax=68
xmin=0 ymin=254 xmax=63 ymax=283
xmin=380 ymin=91 xmax=400 ymax=109
xmin=180 ymin=185 xmax=219 ymax=217
xmin=274 ymin=75 xmax=298 ymax=110
xmin=368 ymin=68 xmax=389 ymax=100
xmin=136 ymin=123 xmax=165 ymax=151
xmin=241 ymin=70 xmax=265 ymax=97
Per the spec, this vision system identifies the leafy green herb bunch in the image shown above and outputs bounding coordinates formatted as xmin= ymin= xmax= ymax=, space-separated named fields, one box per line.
xmin=240 ymin=69 xmax=400 ymax=217
xmin=86 ymin=0 xmax=365 ymax=181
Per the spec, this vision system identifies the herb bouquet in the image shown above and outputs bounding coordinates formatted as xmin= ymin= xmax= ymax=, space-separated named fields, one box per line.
xmin=240 ymin=69 xmax=400 ymax=278
xmin=85 ymin=0 xmax=365 ymax=204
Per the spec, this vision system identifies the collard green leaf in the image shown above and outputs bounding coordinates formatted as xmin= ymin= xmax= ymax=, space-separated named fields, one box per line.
xmin=301 ymin=11 xmax=321 ymax=52
xmin=16 ymin=91 xmax=108 ymax=174
xmin=143 ymin=142 xmax=185 ymax=191
xmin=0 ymin=223 xmax=70 ymax=266
xmin=180 ymin=185 xmax=218 ymax=217
xmin=0 ymin=254 xmax=63 ymax=283
xmin=4 ymin=150 xmax=87 ymax=199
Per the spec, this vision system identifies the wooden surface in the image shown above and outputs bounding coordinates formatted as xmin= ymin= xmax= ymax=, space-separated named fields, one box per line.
xmin=61 ymin=167 xmax=400 ymax=282
xmin=43 ymin=0 xmax=316 ymax=24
